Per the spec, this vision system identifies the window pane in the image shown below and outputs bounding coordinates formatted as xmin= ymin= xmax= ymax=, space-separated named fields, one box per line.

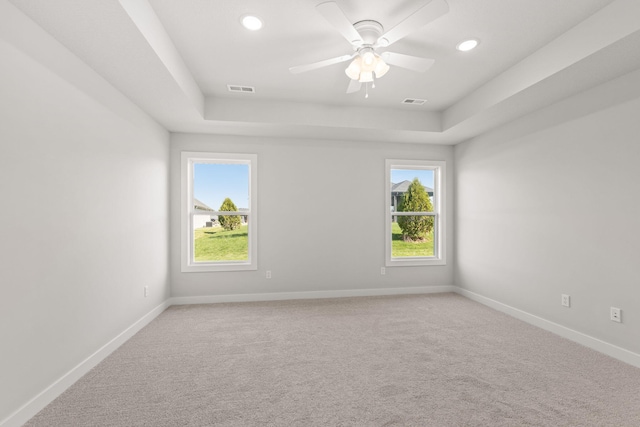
xmin=194 ymin=219 xmax=249 ymax=262
xmin=183 ymin=152 xmax=257 ymax=272
xmin=390 ymin=169 xmax=434 ymax=213
xmin=391 ymin=215 xmax=434 ymax=258
xmin=194 ymin=163 xmax=249 ymax=212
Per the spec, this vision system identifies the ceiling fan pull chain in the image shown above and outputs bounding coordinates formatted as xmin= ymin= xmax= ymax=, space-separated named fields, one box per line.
xmin=365 ymin=83 xmax=369 ymax=98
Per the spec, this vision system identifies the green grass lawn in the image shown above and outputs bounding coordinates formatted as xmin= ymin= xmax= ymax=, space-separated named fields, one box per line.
xmin=391 ymin=222 xmax=434 ymax=257
xmin=194 ymin=225 xmax=248 ymax=262
xmin=194 ymin=223 xmax=431 ymax=261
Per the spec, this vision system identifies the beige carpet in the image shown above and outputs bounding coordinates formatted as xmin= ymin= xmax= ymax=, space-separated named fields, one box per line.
xmin=25 ymin=293 xmax=640 ymax=426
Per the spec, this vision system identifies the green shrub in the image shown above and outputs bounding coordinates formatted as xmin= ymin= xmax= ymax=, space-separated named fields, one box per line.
xmin=218 ymin=198 xmax=241 ymax=231
xmin=397 ymin=178 xmax=433 ymax=241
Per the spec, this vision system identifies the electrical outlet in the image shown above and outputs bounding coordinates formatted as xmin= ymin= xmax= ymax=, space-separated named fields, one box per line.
xmin=266 ymin=270 xmax=272 ymax=279
xmin=610 ymin=307 xmax=621 ymax=323
xmin=144 ymin=286 xmax=149 ymax=298
xmin=561 ymin=294 xmax=570 ymax=307
xmin=381 ymin=267 xmax=386 ymax=275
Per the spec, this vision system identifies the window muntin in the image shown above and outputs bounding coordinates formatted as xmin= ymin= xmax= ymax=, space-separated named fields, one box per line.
xmin=385 ymin=160 xmax=445 ymax=266
xmin=181 ymin=152 xmax=257 ymax=272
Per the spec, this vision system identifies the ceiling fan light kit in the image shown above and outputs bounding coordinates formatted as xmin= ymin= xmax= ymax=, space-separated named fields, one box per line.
xmin=345 ymin=47 xmax=390 ymax=82
xmin=289 ymin=0 xmax=450 ymax=97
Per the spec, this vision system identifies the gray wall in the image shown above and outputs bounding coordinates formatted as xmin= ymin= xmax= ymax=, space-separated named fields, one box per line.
xmin=455 ymin=85 xmax=640 ymax=354
xmin=0 ymin=12 xmax=170 ymax=422
xmin=170 ymin=134 xmax=454 ymax=298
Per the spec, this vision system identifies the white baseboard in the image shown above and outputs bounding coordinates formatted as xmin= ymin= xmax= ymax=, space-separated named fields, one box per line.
xmin=454 ymin=287 xmax=640 ymax=369
xmin=1 ymin=301 xmax=171 ymax=427
xmin=14 ymin=285 xmax=638 ymax=427
xmin=169 ymin=285 xmax=457 ymax=305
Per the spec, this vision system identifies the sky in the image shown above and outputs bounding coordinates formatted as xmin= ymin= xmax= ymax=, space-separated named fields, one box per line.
xmin=391 ymin=169 xmax=434 ymax=190
xmin=194 ymin=163 xmax=249 ymax=210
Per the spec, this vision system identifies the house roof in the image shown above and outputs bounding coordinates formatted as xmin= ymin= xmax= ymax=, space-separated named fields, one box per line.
xmin=391 ymin=180 xmax=433 ymax=194
xmin=194 ymin=198 xmax=213 ymax=211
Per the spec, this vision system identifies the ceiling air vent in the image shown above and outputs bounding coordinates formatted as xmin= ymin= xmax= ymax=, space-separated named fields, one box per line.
xmin=402 ymin=98 xmax=427 ymax=105
xmin=227 ymin=84 xmax=256 ymax=93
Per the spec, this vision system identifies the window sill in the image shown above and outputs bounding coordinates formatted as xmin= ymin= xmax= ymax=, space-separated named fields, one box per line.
xmin=181 ymin=262 xmax=257 ymax=273
xmin=386 ymin=258 xmax=446 ymax=267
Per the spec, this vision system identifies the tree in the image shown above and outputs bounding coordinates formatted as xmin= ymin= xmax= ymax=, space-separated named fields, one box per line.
xmin=397 ymin=178 xmax=433 ymax=241
xmin=218 ymin=198 xmax=241 ymax=231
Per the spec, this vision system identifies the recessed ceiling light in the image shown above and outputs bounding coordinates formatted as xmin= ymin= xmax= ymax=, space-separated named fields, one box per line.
xmin=456 ymin=39 xmax=479 ymax=52
xmin=241 ymin=15 xmax=263 ymax=31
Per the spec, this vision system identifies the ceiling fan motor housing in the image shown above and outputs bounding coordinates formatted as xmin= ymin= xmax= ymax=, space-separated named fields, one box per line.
xmin=353 ymin=20 xmax=384 ymax=47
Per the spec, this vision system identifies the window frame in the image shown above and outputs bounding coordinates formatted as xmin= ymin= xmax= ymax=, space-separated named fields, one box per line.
xmin=181 ymin=152 xmax=257 ymax=272
xmin=385 ymin=159 xmax=446 ymax=267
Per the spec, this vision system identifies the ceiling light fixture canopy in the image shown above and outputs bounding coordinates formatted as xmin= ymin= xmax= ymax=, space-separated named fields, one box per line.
xmin=345 ymin=47 xmax=390 ymax=82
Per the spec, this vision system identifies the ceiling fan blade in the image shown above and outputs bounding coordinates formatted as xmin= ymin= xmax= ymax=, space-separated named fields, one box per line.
xmin=316 ymin=1 xmax=363 ymax=46
xmin=289 ymin=54 xmax=354 ymax=74
xmin=346 ymin=79 xmax=362 ymax=94
xmin=381 ymin=52 xmax=435 ymax=72
xmin=377 ymin=0 xmax=449 ymax=47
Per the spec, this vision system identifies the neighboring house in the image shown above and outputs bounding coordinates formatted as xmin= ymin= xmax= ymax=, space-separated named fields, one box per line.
xmin=193 ymin=199 xmax=248 ymax=228
xmin=390 ymin=180 xmax=434 ymax=212
xmin=193 ymin=198 xmax=215 ymax=229
xmin=239 ymin=207 xmax=249 ymax=224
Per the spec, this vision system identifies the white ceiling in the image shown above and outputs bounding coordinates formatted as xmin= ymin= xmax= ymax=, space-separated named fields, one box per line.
xmin=8 ymin=0 xmax=640 ymax=144
xmin=149 ymin=0 xmax=611 ymax=110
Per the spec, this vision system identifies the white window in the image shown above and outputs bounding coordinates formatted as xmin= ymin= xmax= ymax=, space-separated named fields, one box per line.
xmin=385 ymin=159 xmax=446 ymax=266
xmin=181 ymin=152 xmax=257 ymax=272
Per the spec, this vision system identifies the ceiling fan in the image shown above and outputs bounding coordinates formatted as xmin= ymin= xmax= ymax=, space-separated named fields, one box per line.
xmin=289 ymin=0 xmax=449 ymax=96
